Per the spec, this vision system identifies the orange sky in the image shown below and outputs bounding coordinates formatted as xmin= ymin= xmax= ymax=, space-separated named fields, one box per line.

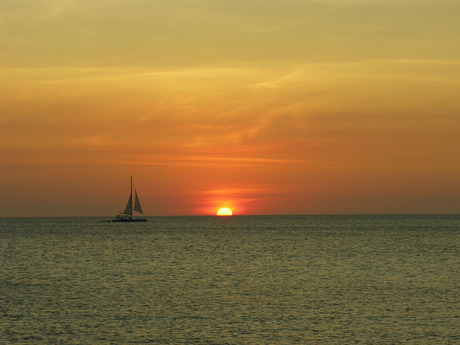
xmin=1 ymin=1 xmax=459 ymax=216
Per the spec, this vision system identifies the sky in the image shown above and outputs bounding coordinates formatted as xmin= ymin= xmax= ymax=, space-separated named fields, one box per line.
xmin=1 ymin=0 xmax=459 ymax=216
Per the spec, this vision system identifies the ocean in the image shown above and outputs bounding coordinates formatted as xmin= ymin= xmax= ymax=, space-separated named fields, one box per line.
xmin=1 ymin=215 xmax=458 ymax=344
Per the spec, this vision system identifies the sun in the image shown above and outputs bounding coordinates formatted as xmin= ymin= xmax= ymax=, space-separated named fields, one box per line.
xmin=217 ymin=207 xmax=233 ymax=216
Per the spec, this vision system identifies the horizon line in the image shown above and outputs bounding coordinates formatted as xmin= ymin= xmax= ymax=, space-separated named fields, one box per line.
xmin=1 ymin=213 xmax=458 ymax=219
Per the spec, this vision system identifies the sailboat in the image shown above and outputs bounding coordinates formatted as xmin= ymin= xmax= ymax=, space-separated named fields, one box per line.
xmin=112 ymin=176 xmax=147 ymax=222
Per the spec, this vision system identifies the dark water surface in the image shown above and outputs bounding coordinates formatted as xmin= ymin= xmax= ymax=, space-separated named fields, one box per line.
xmin=1 ymin=215 xmax=459 ymax=344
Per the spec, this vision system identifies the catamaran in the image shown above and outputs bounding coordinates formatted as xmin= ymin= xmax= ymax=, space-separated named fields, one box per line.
xmin=112 ymin=176 xmax=147 ymax=222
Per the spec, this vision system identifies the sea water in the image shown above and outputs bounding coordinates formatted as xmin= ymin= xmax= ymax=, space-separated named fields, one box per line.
xmin=1 ymin=215 xmax=458 ymax=344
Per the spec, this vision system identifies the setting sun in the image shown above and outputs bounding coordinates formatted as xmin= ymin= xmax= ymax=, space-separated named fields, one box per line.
xmin=217 ymin=207 xmax=233 ymax=216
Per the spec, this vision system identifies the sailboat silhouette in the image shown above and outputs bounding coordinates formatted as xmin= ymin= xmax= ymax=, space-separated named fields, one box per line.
xmin=112 ymin=176 xmax=147 ymax=222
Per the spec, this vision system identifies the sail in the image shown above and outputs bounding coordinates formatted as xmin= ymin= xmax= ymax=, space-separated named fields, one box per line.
xmin=134 ymin=190 xmax=143 ymax=214
xmin=123 ymin=193 xmax=133 ymax=215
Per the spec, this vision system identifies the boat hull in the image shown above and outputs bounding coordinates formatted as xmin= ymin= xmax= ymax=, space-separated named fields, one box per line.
xmin=111 ymin=218 xmax=147 ymax=222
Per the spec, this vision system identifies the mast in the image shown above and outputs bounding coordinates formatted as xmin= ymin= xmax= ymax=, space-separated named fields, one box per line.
xmin=130 ymin=176 xmax=134 ymax=218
